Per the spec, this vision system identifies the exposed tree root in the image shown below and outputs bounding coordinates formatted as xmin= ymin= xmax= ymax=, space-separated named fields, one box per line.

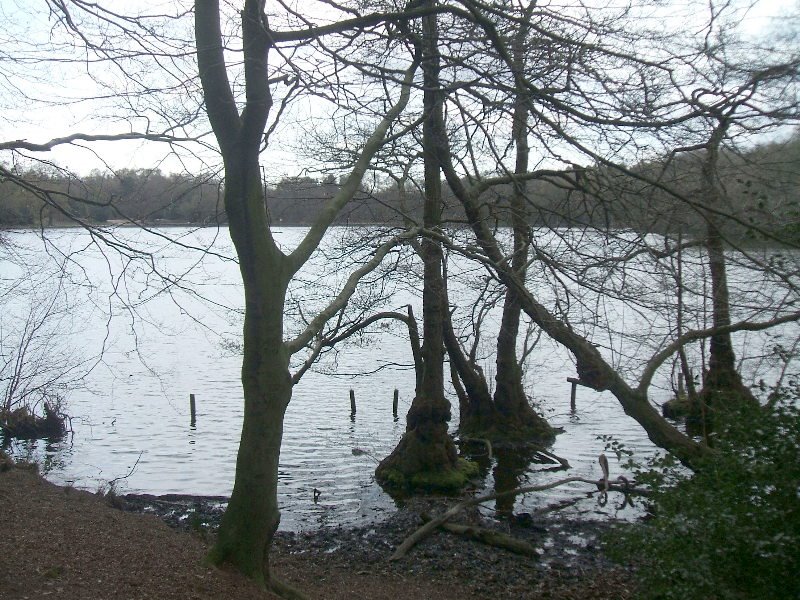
xmin=421 ymin=513 xmax=539 ymax=557
xmin=390 ymin=475 xmax=649 ymax=560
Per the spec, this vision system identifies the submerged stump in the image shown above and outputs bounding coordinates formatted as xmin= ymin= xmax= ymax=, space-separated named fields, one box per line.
xmin=0 ymin=404 xmax=66 ymax=440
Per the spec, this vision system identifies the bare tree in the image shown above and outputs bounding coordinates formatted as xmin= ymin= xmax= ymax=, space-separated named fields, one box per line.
xmin=431 ymin=0 xmax=800 ymax=467
xmin=375 ymin=1 xmax=475 ymax=492
xmin=4 ymin=1 xmax=799 ymax=595
xmin=4 ymin=0 xmax=426 ymax=591
xmin=0 ymin=243 xmax=89 ymax=439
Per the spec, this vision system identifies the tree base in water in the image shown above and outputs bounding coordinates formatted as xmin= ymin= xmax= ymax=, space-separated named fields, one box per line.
xmin=687 ymin=384 xmax=760 ymax=438
xmin=662 ymin=395 xmax=691 ymax=419
xmin=377 ymin=457 xmax=478 ymax=492
xmin=376 ymin=422 xmax=478 ymax=493
xmin=459 ymin=410 xmax=556 ymax=444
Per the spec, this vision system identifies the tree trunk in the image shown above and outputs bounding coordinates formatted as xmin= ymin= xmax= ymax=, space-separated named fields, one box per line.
xmin=197 ymin=0 xmax=419 ymax=587
xmin=460 ymin=5 xmax=553 ymax=442
xmin=434 ymin=105 xmax=709 ymax=468
xmin=196 ymin=2 xmax=297 ymax=585
xmin=376 ymin=4 xmax=472 ymax=492
xmin=442 ymin=295 xmax=497 ymax=428
xmin=704 ymin=228 xmax=741 ymax=392
xmin=204 ymin=156 xmax=296 ymax=589
xmin=695 ymin=118 xmax=757 ymax=428
xmin=206 ymin=336 xmax=290 ymax=585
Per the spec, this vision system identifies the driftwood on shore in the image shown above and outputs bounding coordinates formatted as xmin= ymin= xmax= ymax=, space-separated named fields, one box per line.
xmin=421 ymin=513 xmax=540 ymax=557
xmin=391 ymin=472 xmax=649 ymax=561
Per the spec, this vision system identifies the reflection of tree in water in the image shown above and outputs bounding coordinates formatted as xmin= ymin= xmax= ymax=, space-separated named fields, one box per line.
xmin=41 ymin=437 xmax=70 ymax=474
xmin=492 ymin=445 xmax=562 ymax=517
xmin=1 ymin=436 xmax=71 ymax=475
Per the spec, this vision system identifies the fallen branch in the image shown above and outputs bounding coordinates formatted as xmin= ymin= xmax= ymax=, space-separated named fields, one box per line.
xmin=391 ymin=476 xmax=586 ymax=561
xmin=390 ymin=474 xmax=650 ymax=561
xmin=536 ymin=448 xmax=570 ymax=469
xmin=422 ymin=514 xmax=539 ymax=557
xmin=531 ymin=497 xmax=581 ymax=516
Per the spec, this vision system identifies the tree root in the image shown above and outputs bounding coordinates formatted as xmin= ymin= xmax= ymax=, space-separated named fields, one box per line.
xmin=390 ymin=474 xmax=650 ymax=561
xmin=421 ymin=513 xmax=539 ymax=557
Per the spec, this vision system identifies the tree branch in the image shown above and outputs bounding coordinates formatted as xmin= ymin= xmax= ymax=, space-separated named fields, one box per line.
xmin=286 ymin=228 xmax=420 ymax=354
xmin=286 ymin=60 xmax=420 ymax=275
xmin=0 ymin=132 xmax=195 ymax=152
xmin=291 ymin=307 xmax=422 ymax=384
xmin=639 ymin=310 xmax=800 ymax=393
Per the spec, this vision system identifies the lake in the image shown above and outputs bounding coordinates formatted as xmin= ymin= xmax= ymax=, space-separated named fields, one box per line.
xmin=2 ymin=226 xmax=793 ymax=530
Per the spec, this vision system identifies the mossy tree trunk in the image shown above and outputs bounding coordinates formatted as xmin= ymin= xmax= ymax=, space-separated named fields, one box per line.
xmin=376 ymin=4 xmax=468 ymax=492
xmin=203 ymin=158 xmax=293 ymax=586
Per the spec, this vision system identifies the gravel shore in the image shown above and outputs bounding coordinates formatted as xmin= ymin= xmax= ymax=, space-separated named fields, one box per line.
xmin=1 ymin=463 xmax=635 ymax=599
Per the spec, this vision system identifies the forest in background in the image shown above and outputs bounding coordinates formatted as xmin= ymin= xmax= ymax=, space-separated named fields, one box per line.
xmin=3 ymin=132 xmax=798 ymax=243
xmin=1 ymin=0 xmax=798 ymax=597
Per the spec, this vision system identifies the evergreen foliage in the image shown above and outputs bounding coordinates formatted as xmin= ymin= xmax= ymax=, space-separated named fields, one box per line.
xmin=606 ymin=388 xmax=800 ymax=599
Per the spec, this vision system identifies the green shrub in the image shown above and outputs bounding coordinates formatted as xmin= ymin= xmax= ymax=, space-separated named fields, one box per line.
xmin=605 ymin=389 xmax=800 ymax=600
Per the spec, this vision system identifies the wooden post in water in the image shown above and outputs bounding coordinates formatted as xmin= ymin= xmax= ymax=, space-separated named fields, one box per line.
xmin=567 ymin=378 xmax=578 ymax=412
xmin=190 ymin=393 xmax=197 ymax=426
xmin=350 ymin=389 xmax=356 ymax=416
xmin=392 ymin=389 xmax=399 ymax=419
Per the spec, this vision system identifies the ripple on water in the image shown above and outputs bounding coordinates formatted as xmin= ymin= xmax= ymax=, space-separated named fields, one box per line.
xmin=3 ymin=227 xmax=737 ymax=530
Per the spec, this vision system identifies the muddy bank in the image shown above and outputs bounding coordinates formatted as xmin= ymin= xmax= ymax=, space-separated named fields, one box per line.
xmin=121 ymin=492 xmax=633 ymax=598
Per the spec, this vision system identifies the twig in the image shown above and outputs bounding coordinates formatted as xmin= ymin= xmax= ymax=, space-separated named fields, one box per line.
xmin=108 ymin=450 xmax=143 ymax=488
xmin=531 ymin=497 xmax=582 ymax=516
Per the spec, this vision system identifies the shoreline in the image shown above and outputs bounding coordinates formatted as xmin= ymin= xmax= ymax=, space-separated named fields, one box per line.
xmin=1 ymin=463 xmax=635 ymax=599
xmin=119 ymin=488 xmax=634 ymax=595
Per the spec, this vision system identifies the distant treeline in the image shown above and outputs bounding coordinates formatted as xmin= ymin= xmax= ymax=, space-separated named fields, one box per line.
xmin=583 ymin=134 xmax=800 ymax=243
xmin=2 ymin=135 xmax=798 ymax=242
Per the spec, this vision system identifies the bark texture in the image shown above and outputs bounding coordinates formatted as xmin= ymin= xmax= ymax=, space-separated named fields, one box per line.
xmin=376 ymin=4 xmax=470 ymax=492
xmin=457 ymin=6 xmax=553 ymax=442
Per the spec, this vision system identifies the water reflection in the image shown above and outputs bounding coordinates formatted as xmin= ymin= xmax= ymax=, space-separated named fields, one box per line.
xmin=1 ymin=434 xmax=73 ymax=476
xmin=492 ymin=445 xmax=556 ymax=517
xmin=5 ymin=227 xmax=787 ymax=530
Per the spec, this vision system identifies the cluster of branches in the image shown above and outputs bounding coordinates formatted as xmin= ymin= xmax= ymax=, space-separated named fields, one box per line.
xmin=1 ymin=0 xmax=799 ymax=593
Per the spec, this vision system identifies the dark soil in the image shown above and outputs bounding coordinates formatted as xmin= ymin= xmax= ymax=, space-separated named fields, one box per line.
xmin=1 ymin=460 xmax=636 ymax=599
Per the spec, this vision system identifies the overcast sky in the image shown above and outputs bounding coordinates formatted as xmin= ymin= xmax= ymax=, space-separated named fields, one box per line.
xmin=0 ymin=0 xmax=796 ymax=179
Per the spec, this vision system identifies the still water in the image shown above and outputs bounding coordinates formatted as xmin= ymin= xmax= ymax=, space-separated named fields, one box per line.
xmin=2 ymin=226 xmax=788 ymax=530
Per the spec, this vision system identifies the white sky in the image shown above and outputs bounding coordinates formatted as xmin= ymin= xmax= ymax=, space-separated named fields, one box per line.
xmin=0 ymin=0 xmax=796 ymax=179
